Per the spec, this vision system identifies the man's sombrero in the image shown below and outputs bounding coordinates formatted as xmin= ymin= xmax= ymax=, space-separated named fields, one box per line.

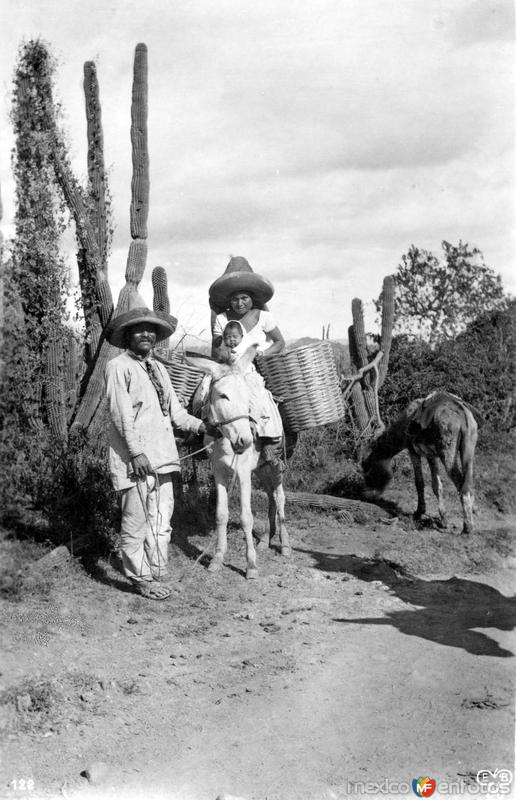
xmin=209 ymin=256 xmax=274 ymax=311
xmin=105 ymin=292 xmax=178 ymax=349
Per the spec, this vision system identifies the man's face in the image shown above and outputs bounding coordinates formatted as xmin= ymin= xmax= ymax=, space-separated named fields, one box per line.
xmin=126 ymin=322 xmax=158 ymax=358
xmin=229 ymin=292 xmax=253 ymax=316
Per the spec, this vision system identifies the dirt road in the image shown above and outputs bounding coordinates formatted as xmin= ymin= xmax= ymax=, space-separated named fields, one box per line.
xmin=1 ymin=501 xmax=514 ymax=800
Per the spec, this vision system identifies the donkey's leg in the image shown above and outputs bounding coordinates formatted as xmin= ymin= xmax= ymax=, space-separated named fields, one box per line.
xmin=409 ymin=450 xmax=426 ymax=521
xmin=255 ymin=465 xmax=272 ymax=549
xmin=273 ymin=479 xmax=291 ymax=558
xmin=429 ymin=457 xmax=447 ymax=529
xmin=449 ymin=456 xmax=474 ymax=535
xmin=239 ymin=470 xmax=258 ymax=579
xmin=208 ymin=476 xmax=229 ymax=573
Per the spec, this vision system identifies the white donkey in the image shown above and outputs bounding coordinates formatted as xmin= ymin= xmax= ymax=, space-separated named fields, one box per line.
xmin=187 ymin=347 xmax=291 ymax=579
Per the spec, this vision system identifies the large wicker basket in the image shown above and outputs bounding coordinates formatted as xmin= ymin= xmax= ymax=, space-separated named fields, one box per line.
xmin=256 ymin=341 xmax=345 ymax=433
xmin=154 ymin=350 xmax=205 ymax=407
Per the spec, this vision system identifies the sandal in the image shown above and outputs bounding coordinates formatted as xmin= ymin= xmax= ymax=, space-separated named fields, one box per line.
xmin=131 ymin=580 xmax=171 ymax=600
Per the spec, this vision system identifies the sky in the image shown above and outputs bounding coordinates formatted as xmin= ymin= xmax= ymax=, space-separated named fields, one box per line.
xmin=0 ymin=0 xmax=514 ymax=343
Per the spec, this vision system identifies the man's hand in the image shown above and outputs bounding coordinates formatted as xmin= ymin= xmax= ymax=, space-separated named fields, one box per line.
xmin=131 ymin=453 xmax=153 ymax=479
xmin=199 ymin=421 xmax=218 ymax=437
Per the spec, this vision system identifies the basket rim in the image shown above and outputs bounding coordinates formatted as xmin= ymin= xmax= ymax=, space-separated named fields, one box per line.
xmin=258 ymin=340 xmax=335 ymax=359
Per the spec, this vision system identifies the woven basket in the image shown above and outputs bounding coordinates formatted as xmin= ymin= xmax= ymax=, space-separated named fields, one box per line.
xmin=256 ymin=341 xmax=345 ymax=433
xmin=154 ymin=350 xmax=205 ymax=407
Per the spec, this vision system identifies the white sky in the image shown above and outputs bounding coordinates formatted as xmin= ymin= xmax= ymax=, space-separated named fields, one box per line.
xmin=0 ymin=0 xmax=514 ymax=342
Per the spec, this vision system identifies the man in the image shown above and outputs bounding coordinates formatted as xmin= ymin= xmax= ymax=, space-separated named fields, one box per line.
xmin=104 ymin=301 xmax=206 ymax=600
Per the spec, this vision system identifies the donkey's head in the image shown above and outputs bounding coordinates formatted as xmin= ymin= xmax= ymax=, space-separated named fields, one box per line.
xmin=186 ymin=346 xmax=257 ymax=454
xmin=360 ymin=424 xmax=392 ymax=496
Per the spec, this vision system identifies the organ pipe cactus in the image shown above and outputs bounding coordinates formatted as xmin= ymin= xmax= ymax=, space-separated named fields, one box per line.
xmin=152 ymin=266 xmax=171 ymax=349
xmin=45 ymin=333 xmax=67 ymax=440
xmin=63 ymin=329 xmax=79 ymax=422
xmin=378 ymin=275 xmax=395 ymax=388
xmin=52 ymin=58 xmax=114 ymax=368
xmin=347 ymin=276 xmax=395 ymax=436
xmin=152 ymin=266 xmax=170 ymax=314
xmin=71 ymin=44 xmax=149 ymax=433
xmin=81 ymin=60 xmax=113 ymax=358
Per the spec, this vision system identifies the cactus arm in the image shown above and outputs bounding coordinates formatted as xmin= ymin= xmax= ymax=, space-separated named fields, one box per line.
xmin=45 ymin=334 xmax=67 ymax=440
xmin=130 ymin=43 xmax=149 ymax=240
xmin=83 ymin=61 xmax=108 ymax=275
xmin=351 ymin=298 xmax=368 ymax=371
xmin=152 ymin=266 xmax=171 ymax=350
xmin=378 ymin=275 xmax=395 ymax=387
xmin=152 ymin=266 xmax=170 ymax=314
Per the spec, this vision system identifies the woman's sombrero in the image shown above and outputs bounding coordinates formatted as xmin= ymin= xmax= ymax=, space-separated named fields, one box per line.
xmin=209 ymin=256 xmax=274 ymax=311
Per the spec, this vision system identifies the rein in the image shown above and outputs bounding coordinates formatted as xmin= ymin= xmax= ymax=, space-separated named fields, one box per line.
xmin=207 ymin=412 xmax=250 ymax=429
xmin=206 ymin=372 xmax=252 ymax=432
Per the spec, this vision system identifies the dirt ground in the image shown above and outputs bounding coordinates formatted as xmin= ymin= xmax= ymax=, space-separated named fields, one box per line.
xmin=1 ymin=472 xmax=515 ymax=800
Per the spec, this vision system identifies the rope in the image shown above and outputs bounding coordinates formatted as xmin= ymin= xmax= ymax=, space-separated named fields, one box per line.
xmin=136 ymin=475 xmax=164 ymax=576
xmin=131 ymin=442 xmax=213 ymax=580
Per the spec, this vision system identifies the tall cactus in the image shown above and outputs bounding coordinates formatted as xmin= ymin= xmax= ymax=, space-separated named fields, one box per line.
xmin=45 ymin=333 xmax=67 ymax=439
xmin=378 ymin=275 xmax=395 ymax=388
xmin=348 ymin=324 xmax=370 ymax=432
xmin=350 ymin=298 xmax=377 ymax=420
xmin=152 ymin=266 xmax=171 ymax=349
xmin=71 ymin=43 xmax=149 ymax=433
xmin=52 ymin=59 xmax=114 ymax=371
xmin=84 ymin=61 xmax=108 ymax=271
xmin=130 ymin=43 xmax=149 ymax=241
xmin=63 ymin=329 xmax=79 ymax=422
xmin=80 ymin=61 xmax=113 ymax=360
xmin=347 ymin=276 xmax=395 ymax=435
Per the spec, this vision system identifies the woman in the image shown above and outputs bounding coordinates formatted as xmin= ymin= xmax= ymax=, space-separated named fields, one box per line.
xmin=208 ymin=256 xmax=285 ymax=462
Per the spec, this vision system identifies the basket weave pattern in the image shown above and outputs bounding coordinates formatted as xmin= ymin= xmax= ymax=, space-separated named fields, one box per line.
xmin=154 ymin=350 xmax=204 ymax=407
xmin=257 ymin=341 xmax=345 ymax=432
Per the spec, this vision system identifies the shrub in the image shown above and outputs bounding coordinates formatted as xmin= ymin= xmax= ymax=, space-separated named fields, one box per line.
xmin=379 ymin=301 xmax=516 ymax=433
xmin=32 ymin=429 xmax=119 ymax=556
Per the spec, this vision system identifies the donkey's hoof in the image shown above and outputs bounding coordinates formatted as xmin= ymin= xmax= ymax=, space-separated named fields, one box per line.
xmin=207 ymin=554 xmax=224 ymax=573
xmin=280 ymin=546 xmax=292 ymax=558
xmin=246 ymin=567 xmax=259 ymax=580
xmin=256 ymin=537 xmax=270 ymax=551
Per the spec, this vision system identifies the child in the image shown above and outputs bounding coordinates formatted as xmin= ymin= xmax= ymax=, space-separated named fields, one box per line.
xmin=222 ymin=320 xmax=283 ymax=463
xmin=222 ymin=320 xmax=258 ymax=367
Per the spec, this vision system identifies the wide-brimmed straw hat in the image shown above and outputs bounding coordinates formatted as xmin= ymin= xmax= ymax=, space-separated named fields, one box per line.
xmin=209 ymin=256 xmax=274 ymax=311
xmin=105 ymin=293 xmax=177 ymax=349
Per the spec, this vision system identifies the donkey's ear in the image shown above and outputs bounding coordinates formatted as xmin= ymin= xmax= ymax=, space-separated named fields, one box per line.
xmin=235 ymin=344 xmax=259 ymax=374
xmin=184 ymin=354 xmax=227 ymax=380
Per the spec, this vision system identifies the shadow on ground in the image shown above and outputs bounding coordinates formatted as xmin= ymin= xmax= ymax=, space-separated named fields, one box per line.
xmin=296 ymin=547 xmax=516 ymax=658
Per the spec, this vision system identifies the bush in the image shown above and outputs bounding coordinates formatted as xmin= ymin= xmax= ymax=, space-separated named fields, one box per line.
xmin=379 ymin=301 xmax=516 ymax=433
xmin=284 ymin=419 xmax=362 ymax=494
xmin=31 ymin=429 xmax=119 ymax=556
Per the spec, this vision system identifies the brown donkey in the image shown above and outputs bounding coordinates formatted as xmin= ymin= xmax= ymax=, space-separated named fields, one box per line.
xmin=361 ymin=392 xmax=479 ymax=534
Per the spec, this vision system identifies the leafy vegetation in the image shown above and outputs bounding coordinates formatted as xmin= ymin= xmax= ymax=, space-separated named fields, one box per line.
xmin=375 ymin=241 xmax=508 ymax=345
xmin=378 ymin=300 xmax=516 ymax=430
